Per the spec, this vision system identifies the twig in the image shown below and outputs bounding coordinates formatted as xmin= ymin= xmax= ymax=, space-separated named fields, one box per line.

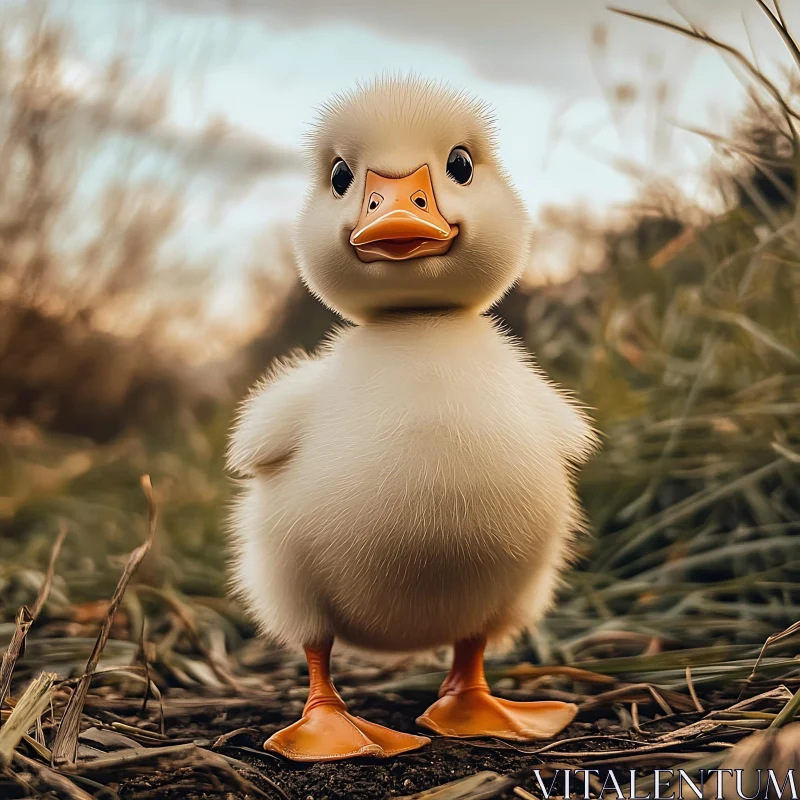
xmin=0 ymin=525 xmax=66 ymax=712
xmin=0 ymin=608 xmax=33 ymax=716
xmin=507 ymin=664 xmax=616 ymax=685
xmin=631 ymin=701 xmax=642 ymax=734
xmin=212 ymin=727 xmax=261 ymax=749
xmin=31 ymin=524 xmax=68 ymax=619
xmin=51 ymin=476 xmax=157 ymax=766
xmin=12 ymin=751 xmax=96 ymax=800
xmin=134 ymin=615 xmax=164 ymax=735
xmin=686 ymin=666 xmax=704 ymax=713
xmin=743 ymin=619 xmax=800 ymax=693
xmin=578 ymin=683 xmax=691 ymax=714
xmin=772 ymin=440 xmax=800 ymax=463
xmin=64 ymin=742 xmax=287 ymax=800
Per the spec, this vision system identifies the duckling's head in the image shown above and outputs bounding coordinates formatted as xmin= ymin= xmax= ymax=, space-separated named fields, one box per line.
xmin=296 ymin=76 xmax=530 ymax=324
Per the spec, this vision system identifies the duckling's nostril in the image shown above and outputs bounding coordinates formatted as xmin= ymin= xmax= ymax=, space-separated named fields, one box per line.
xmin=367 ymin=192 xmax=384 ymax=213
xmin=411 ymin=190 xmax=428 ymax=210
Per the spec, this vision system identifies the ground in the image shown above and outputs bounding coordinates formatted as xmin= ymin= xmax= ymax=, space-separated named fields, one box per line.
xmin=5 ymin=633 xmax=798 ymax=800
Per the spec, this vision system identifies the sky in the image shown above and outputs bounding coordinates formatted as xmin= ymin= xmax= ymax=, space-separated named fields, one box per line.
xmin=9 ymin=0 xmax=800 ymax=322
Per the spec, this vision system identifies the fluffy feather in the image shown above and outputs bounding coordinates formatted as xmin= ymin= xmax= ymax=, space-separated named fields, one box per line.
xmin=227 ymin=77 xmax=597 ymax=654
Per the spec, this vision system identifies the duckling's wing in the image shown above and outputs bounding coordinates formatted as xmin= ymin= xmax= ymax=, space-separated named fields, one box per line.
xmin=552 ymin=388 xmax=599 ymax=466
xmin=534 ymin=372 xmax=599 ymax=467
xmin=507 ymin=335 xmax=599 ymax=466
xmin=227 ymin=350 xmax=326 ymax=477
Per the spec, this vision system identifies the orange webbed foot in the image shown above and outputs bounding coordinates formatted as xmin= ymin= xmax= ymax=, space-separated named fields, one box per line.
xmin=265 ymin=701 xmax=429 ymax=762
xmin=417 ymin=690 xmax=577 ymax=741
xmin=265 ymin=641 xmax=429 ymax=763
xmin=417 ymin=635 xmax=577 ymax=741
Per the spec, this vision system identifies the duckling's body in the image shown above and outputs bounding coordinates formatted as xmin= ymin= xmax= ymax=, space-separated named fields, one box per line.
xmin=226 ymin=76 xmax=597 ymax=762
xmin=231 ymin=312 xmax=593 ymax=653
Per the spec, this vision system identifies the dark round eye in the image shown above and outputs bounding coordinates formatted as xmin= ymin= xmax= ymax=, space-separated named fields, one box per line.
xmin=331 ymin=158 xmax=354 ymax=198
xmin=446 ymin=147 xmax=473 ymax=185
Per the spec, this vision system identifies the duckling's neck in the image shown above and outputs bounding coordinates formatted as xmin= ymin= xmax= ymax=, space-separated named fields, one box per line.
xmin=367 ymin=306 xmax=477 ymax=326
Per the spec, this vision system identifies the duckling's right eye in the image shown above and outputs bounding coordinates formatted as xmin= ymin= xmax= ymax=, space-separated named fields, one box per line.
xmin=331 ymin=159 xmax=354 ymax=198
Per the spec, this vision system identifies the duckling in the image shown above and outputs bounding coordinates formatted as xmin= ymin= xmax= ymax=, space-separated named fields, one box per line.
xmin=226 ymin=76 xmax=598 ymax=763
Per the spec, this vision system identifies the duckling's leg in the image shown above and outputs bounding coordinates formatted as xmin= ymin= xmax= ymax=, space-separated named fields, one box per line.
xmin=264 ymin=640 xmax=430 ymax=762
xmin=417 ymin=635 xmax=577 ymax=741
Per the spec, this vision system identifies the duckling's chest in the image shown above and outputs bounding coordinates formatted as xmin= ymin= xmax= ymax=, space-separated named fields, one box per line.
xmin=294 ymin=318 xmax=569 ymax=525
xmin=311 ymin=353 xmax=530 ymax=460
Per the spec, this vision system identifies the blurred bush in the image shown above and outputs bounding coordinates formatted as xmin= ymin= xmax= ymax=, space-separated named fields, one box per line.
xmin=0 ymin=14 xmax=228 ymax=441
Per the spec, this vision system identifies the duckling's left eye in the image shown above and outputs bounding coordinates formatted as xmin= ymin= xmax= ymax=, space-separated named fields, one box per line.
xmin=446 ymin=147 xmax=473 ymax=185
xmin=331 ymin=158 xmax=354 ymax=198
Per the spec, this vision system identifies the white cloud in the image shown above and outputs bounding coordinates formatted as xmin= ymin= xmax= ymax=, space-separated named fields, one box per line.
xmin=141 ymin=0 xmax=784 ymax=94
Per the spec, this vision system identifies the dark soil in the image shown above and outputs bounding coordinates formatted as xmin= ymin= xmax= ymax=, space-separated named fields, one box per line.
xmin=69 ymin=683 xmax=679 ymax=800
xmin=114 ymin=693 xmax=576 ymax=799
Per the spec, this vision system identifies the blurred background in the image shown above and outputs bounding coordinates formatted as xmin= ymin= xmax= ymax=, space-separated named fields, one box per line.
xmin=0 ymin=0 xmax=798 ymax=669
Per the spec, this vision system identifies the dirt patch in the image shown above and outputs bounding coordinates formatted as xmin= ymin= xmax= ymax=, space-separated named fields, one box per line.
xmin=86 ymin=689 xmax=621 ymax=800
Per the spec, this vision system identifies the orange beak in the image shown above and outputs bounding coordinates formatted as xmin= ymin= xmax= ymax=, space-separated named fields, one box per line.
xmin=350 ymin=165 xmax=459 ymax=263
